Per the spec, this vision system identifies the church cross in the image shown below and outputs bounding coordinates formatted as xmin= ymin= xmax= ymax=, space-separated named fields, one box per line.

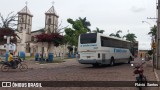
xmin=25 ymin=1 xmax=28 ymax=6
xmin=52 ymin=1 xmax=55 ymax=6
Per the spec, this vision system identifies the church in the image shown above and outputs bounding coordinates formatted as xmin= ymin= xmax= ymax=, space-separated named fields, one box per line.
xmin=14 ymin=4 xmax=68 ymax=60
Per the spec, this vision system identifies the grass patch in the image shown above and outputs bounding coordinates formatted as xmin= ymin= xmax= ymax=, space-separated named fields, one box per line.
xmin=25 ymin=56 xmax=34 ymax=60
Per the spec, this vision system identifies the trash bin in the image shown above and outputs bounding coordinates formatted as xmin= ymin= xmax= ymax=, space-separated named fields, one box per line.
xmin=5 ymin=51 xmax=9 ymax=61
xmin=48 ymin=53 xmax=53 ymax=62
xmin=20 ymin=51 xmax=25 ymax=60
xmin=35 ymin=53 xmax=39 ymax=61
xmin=68 ymin=53 xmax=71 ymax=58
xmin=72 ymin=54 xmax=75 ymax=58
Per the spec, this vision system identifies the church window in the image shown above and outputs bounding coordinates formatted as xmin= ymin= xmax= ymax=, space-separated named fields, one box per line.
xmin=20 ymin=17 xmax=24 ymax=23
xmin=48 ymin=18 xmax=51 ymax=25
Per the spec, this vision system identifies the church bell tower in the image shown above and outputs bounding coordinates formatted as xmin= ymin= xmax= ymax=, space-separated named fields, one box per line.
xmin=16 ymin=3 xmax=33 ymax=57
xmin=45 ymin=4 xmax=59 ymax=33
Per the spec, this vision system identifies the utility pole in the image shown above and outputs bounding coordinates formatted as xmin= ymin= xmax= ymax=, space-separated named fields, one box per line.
xmin=157 ymin=0 xmax=160 ymax=69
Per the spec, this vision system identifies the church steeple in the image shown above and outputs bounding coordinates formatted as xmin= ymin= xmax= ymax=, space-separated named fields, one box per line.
xmin=18 ymin=6 xmax=33 ymax=16
xmin=17 ymin=4 xmax=33 ymax=33
xmin=45 ymin=3 xmax=59 ymax=34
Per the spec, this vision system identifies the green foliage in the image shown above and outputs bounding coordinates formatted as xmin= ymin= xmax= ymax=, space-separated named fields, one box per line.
xmin=148 ymin=50 xmax=153 ymax=55
xmin=64 ymin=17 xmax=89 ymax=47
xmin=92 ymin=27 xmax=105 ymax=34
xmin=148 ymin=25 xmax=157 ymax=40
xmin=109 ymin=30 xmax=122 ymax=38
xmin=123 ymin=33 xmax=137 ymax=42
xmin=79 ymin=17 xmax=91 ymax=32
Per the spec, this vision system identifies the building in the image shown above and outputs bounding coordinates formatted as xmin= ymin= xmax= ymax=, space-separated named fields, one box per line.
xmin=15 ymin=4 xmax=68 ymax=59
xmin=138 ymin=50 xmax=149 ymax=58
xmin=16 ymin=5 xmax=33 ymax=57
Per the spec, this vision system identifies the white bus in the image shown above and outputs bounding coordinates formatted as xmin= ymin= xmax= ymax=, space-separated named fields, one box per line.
xmin=77 ymin=33 xmax=134 ymax=66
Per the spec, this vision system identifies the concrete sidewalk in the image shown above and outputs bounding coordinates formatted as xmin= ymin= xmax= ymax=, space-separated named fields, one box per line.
xmin=140 ymin=58 xmax=160 ymax=90
xmin=131 ymin=58 xmax=158 ymax=90
xmin=132 ymin=58 xmax=157 ymax=81
xmin=153 ymin=66 xmax=160 ymax=90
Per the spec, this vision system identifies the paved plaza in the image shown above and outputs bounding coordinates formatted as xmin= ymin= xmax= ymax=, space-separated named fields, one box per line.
xmin=0 ymin=58 xmax=158 ymax=90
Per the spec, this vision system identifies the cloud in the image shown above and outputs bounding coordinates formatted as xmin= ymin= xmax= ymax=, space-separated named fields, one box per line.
xmin=139 ymin=42 xmax=151 ymax=50
xmin=130 ymin=6 xmax=146 ymax=13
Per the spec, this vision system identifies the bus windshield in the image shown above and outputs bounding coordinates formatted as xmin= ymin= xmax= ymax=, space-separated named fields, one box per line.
xmin=80 ymin=33 xmax=97 ymax=44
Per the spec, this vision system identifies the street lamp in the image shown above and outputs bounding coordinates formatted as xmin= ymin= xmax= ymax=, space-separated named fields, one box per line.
xmin=4 ymin=35 xmax=14 ymax=61
xmin=142 ymin=21 xmax=152 ymax=26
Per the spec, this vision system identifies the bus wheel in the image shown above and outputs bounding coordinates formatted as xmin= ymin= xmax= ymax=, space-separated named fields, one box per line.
xmin=110 ymin=57 xmax=115 ymax=66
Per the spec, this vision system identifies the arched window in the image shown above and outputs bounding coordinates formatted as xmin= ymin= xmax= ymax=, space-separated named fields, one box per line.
xmin=48 ymin=18 xmax=51 ymax=25
xmin=20 ymin=17 xmax=24 ymax=23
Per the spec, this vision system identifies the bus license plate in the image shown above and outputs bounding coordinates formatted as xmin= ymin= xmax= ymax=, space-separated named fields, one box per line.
xmin=87 ymin=56 xmax=90 ymax=58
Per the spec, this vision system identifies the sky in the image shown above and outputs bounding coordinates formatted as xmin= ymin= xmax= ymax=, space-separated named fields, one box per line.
xmin=0 ymin=0 xmax=157 ymax=50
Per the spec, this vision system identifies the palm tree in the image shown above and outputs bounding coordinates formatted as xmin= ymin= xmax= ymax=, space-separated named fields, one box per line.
xmin=109 ymin=30 xmax=122 ymax=38
xmin=123 ymin=33 xmax=137 ymax=42
xmin=92 ymin=27 xmax=105 ymax=34
xmin=79 ymin=17 xmax=91 ymax=32
xmin=148 ymin=25 xmax=157 ymax=40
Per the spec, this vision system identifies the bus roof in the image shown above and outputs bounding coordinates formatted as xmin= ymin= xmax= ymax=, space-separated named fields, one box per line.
xmin=97 ymin=33 xmax=131 ymax=42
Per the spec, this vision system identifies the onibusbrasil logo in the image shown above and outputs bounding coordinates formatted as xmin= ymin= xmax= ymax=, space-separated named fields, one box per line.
xmin=1 ymin=82 xmax=42 ymax=87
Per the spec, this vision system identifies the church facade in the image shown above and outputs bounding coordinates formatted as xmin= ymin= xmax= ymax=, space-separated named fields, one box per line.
xmin=15 ymin=5 xmax=68 ymax=59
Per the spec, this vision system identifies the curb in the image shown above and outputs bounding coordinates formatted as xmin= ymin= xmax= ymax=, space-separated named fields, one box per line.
xmin=154 ymin=69 xmax=160 ymax=90
xmin=154 ymin=69 xmax=160 ymax=81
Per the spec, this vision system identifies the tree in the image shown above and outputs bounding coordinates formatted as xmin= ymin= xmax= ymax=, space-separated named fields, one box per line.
xmin=64 ymin=18 xmax=88 ymax=55
xmin=148 ymin=50 xmax=153 ymax=56
xmin=0 ymin=12 xmax=19 ymax=45
xmin=0 ymin=12 xmax=17 ymax=29
xmin=109 ymin=30 xmax=122 ymax=38
xmin=123 ymin=33 xmax=137 ymax=42
xmin=35 ymin=33 xmax=64 ymax=47
xmin=92 ymin=27 xmax=105 ymax=34
xmin=79 ymin=17 xmax=91 ymax=33
xmin=55 ymin=20 xmax=68 ymax=33
xmin=0 ymin=28 xmax=17 ymax=45
xmin=148 ymin=25 xmax=157 ymax=41
xmin=64 ymin=18 xmax=88 ymax=47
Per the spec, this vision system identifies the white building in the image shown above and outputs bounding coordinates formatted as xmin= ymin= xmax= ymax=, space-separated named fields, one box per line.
xmin=15 ymin=5 xmax=68 ymax=59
